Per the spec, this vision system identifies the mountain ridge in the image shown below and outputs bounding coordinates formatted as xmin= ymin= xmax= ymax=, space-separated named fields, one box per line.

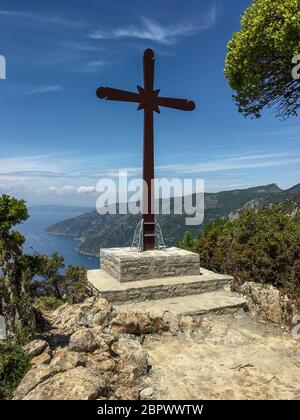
xmin=45 ymin=183 xmax=300 ymax=256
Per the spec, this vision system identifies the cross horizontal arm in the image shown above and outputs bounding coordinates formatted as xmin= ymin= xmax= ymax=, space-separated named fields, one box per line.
xmin=96 ymin=87 xmax=141 ymax=103
xmin=156 ymin=97 xmax=196 ymax=111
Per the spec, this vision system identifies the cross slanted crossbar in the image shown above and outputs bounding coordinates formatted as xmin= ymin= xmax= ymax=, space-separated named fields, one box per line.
xmin=96 ymin=48 xmax=196 ymax=251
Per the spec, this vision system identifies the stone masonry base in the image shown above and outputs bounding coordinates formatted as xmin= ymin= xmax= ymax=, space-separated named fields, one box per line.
xmin=100 ymin=247 xmax=200 ymax=283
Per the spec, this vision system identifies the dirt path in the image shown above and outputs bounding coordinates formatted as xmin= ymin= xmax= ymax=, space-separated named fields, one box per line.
xmin=143 ymin=311 xmax=300 ymax=400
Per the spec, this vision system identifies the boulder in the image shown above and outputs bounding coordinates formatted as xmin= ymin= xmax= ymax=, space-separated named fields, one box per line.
xmin=93 ymin=331 xmax=116 ymax=352
xmin=84 ymin=353 xmax=116 ymax=374
xmin=114 ymin=386 xmax=139 ymax=400
xmin=23 ymin=339 xmax=48 ymax=358
xmin=31 ymin=352 xmax=51 ymax=366
xmin=68 ymin=328 xmax=98 ymax=352
xmin=45 ymin=297 xmax=112 ymax=334
xmin=239 ymin=282 xmax=291 ymax=324
xmin=13 ymin=364 xmax=61 ymax=400
xmin=113 ymin=336 xmax=149 ymax=378
xmin=50 ymin=350 xmax=83 ymax=371
xmin=22 ymin=367 xmax=106 ymax=400
xmin=161 ymin=311 xmax=179 ymax=334
xmin=179 ymin=315 xmax=195 ymax=334
xmin=140 ymin=387 xmax=154 ymax=399
xmin=111 ymin=309 xmax=166 ymax=335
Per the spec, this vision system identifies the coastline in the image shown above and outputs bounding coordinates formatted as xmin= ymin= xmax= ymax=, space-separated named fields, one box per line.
xmin=43 ymin=230 xmax=98 ymax=258
xmin=43 ymin=230 xmax=76 ymax=238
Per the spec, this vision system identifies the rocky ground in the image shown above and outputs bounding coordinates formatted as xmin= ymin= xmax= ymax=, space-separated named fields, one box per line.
xmin=13 ymin=291 xmax=300 ymax=400
xmin=144 ymin=311 xmax=300 ymax=400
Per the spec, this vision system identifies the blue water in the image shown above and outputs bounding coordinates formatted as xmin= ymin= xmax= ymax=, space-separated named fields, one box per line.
xmin=18 ymin=209 xmax=99 ymax=270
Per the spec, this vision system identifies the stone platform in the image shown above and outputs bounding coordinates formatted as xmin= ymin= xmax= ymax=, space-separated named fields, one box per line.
xmin=87 ymin=267 xmax=233 ymax=305
xmin=100 ymin=247 xmax=200 ymax=282
xmin=116 ymin=290 xmax=246 ymax=317
xmin=87 ymin=246 xmax=245 ymax=316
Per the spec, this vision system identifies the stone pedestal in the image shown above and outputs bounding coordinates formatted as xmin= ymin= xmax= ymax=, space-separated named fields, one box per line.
xmin=100 ymin=247 xmax=200 ymax=283
xmin=88 ymin=247 xmax=242 ymax=314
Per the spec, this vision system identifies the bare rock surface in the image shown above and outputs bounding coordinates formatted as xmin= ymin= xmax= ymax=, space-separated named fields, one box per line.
xmin=238 ymin=281 xmax=293 ymax=324
xmin=144 ymin=311 xmax=300 ymax=400
xmin=13 ymin=297 xmax=149 ymax=400
xmin=44 ymin=297 xmax=112 ymax=334
xmin=50 ymin=349 xmax=82 ymax=371
xmin=23 ymin=367 xmax=106 ymax=400
xmin=13 ymin=364 xmax=61 ymax=400
xmin=23 ymin=339 xmax=49 ymax=358
xmin=13 ymin=293 xmax=300 ymax=400
xmin=68 ymin=328 xmax=98 ymax=352
xmin=111 ymin=309 xmax=167 ymax=335
xmin=31 ymin=352 xmax=51 ymax=366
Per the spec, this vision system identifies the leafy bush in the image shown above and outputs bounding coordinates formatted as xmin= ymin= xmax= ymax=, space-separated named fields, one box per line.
xmin=0 ymin=195 xmax=91 ymax=398
xmin=0 ymin=195 xmax=91 ymax=343
xmin=33 ymin=295 xmax=64 ymax=312
xmin=194 ymin=203 xmax=300 ymax=306
xmin=31 ymin=257 xmax=90 ymax=305
xmin=225 ymin=0 xmax=300 ymax=119
xmin=177 ymin=230 xmax=195 ymax=252
xmin=0 ymin=195 xmax=36 ymax=342
xmin=0 ymin=341 xmax=31 ymax=400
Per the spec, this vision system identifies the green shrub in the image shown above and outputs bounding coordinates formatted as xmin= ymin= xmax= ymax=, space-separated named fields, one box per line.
xmin=194 ymin=203 xmax=300 ymax=307
xmin=0 ymin=340 xmax=31 ymax=400
xmin=34 ymin=295 xmax=64 ymax=312
xmin=177 ymin=230 xmax=195 ymax=252
xmin=32 ymin=257 xmax=90 ymax=305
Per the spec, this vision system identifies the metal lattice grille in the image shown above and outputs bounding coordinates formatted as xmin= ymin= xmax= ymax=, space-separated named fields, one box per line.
xmin=131 ymin=219 xmax=166 ymax=252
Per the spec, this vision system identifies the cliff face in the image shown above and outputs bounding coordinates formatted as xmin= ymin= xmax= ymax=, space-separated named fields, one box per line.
xmin=44 ymin=183 xmax=298 ymax=256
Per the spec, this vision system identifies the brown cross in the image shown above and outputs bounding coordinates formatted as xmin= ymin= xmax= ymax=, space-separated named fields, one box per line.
xmin=96 ymin=48 xmax=196 ymax=251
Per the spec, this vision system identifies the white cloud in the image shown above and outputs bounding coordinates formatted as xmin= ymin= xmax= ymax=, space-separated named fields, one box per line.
xmin=0 ymin=154 xmax=62 ymax=174
xmin=58 ymin=185 xmax=77 ymax=195
xmin=1 ymin=150 xmax=300 ymax=185
xmin=155 ymin=154 xmax=300 ymax=175
xmin=89 ymin=14 xmax=215 ymax=45
xmin=1 ymin=149 xmax=299 ymax=205
xmin=47 ymin=185 xmax=96 ymax=195
xmin=78 ymin=60 xmax=112 ymax=73
xmin=48 ymin=186 xmax=58 ymax=193
xmin=28 ymin=85 xmax=63 ymax=95
xmin=77 ymin=186 xmax=96 ymax=194
xmin=0 ymin=9 xmax=84 ymax=29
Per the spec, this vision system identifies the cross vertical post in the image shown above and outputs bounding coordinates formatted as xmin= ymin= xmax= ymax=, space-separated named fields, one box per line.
xmin=96 ymin=48 xmax=195 ymax=251
xmin=142 ymin=49 xmax=155 ymax=250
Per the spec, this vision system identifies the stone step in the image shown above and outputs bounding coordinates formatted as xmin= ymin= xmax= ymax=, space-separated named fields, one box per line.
xmin=87 ymin=268 xmax=233 ymax=304
xmin=115 ymin=290 xmax=246 ymax=317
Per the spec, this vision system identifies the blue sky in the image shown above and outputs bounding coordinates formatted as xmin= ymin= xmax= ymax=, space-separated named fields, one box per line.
xmin=0 ymin=0 xmax=299 ymax=206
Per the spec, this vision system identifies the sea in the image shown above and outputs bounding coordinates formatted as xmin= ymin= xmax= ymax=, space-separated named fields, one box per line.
xmin=18 ymin=207 xmax=99 ymax=270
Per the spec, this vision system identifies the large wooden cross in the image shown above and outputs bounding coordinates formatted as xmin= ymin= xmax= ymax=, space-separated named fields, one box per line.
xmin=96 ymin=48 xmax=196 ymax=251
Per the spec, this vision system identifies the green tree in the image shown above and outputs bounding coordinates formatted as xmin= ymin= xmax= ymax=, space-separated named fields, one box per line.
xmin=177 ymin=230 xmax=195 ymax=252
xmin=0 ymin=194 xmax=90 ymax=341
xmin=64 ymin=265 xmax=89 ymax=304
xmin=225 ymin=0 xmax=300 ymax=119
xmin=34 ymin=252 xmax=65 ymax=300
xmin=0 ymin=195 xmax=36 ymax=342
xmin=32 ymin=256 xmax=89 ymax=304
